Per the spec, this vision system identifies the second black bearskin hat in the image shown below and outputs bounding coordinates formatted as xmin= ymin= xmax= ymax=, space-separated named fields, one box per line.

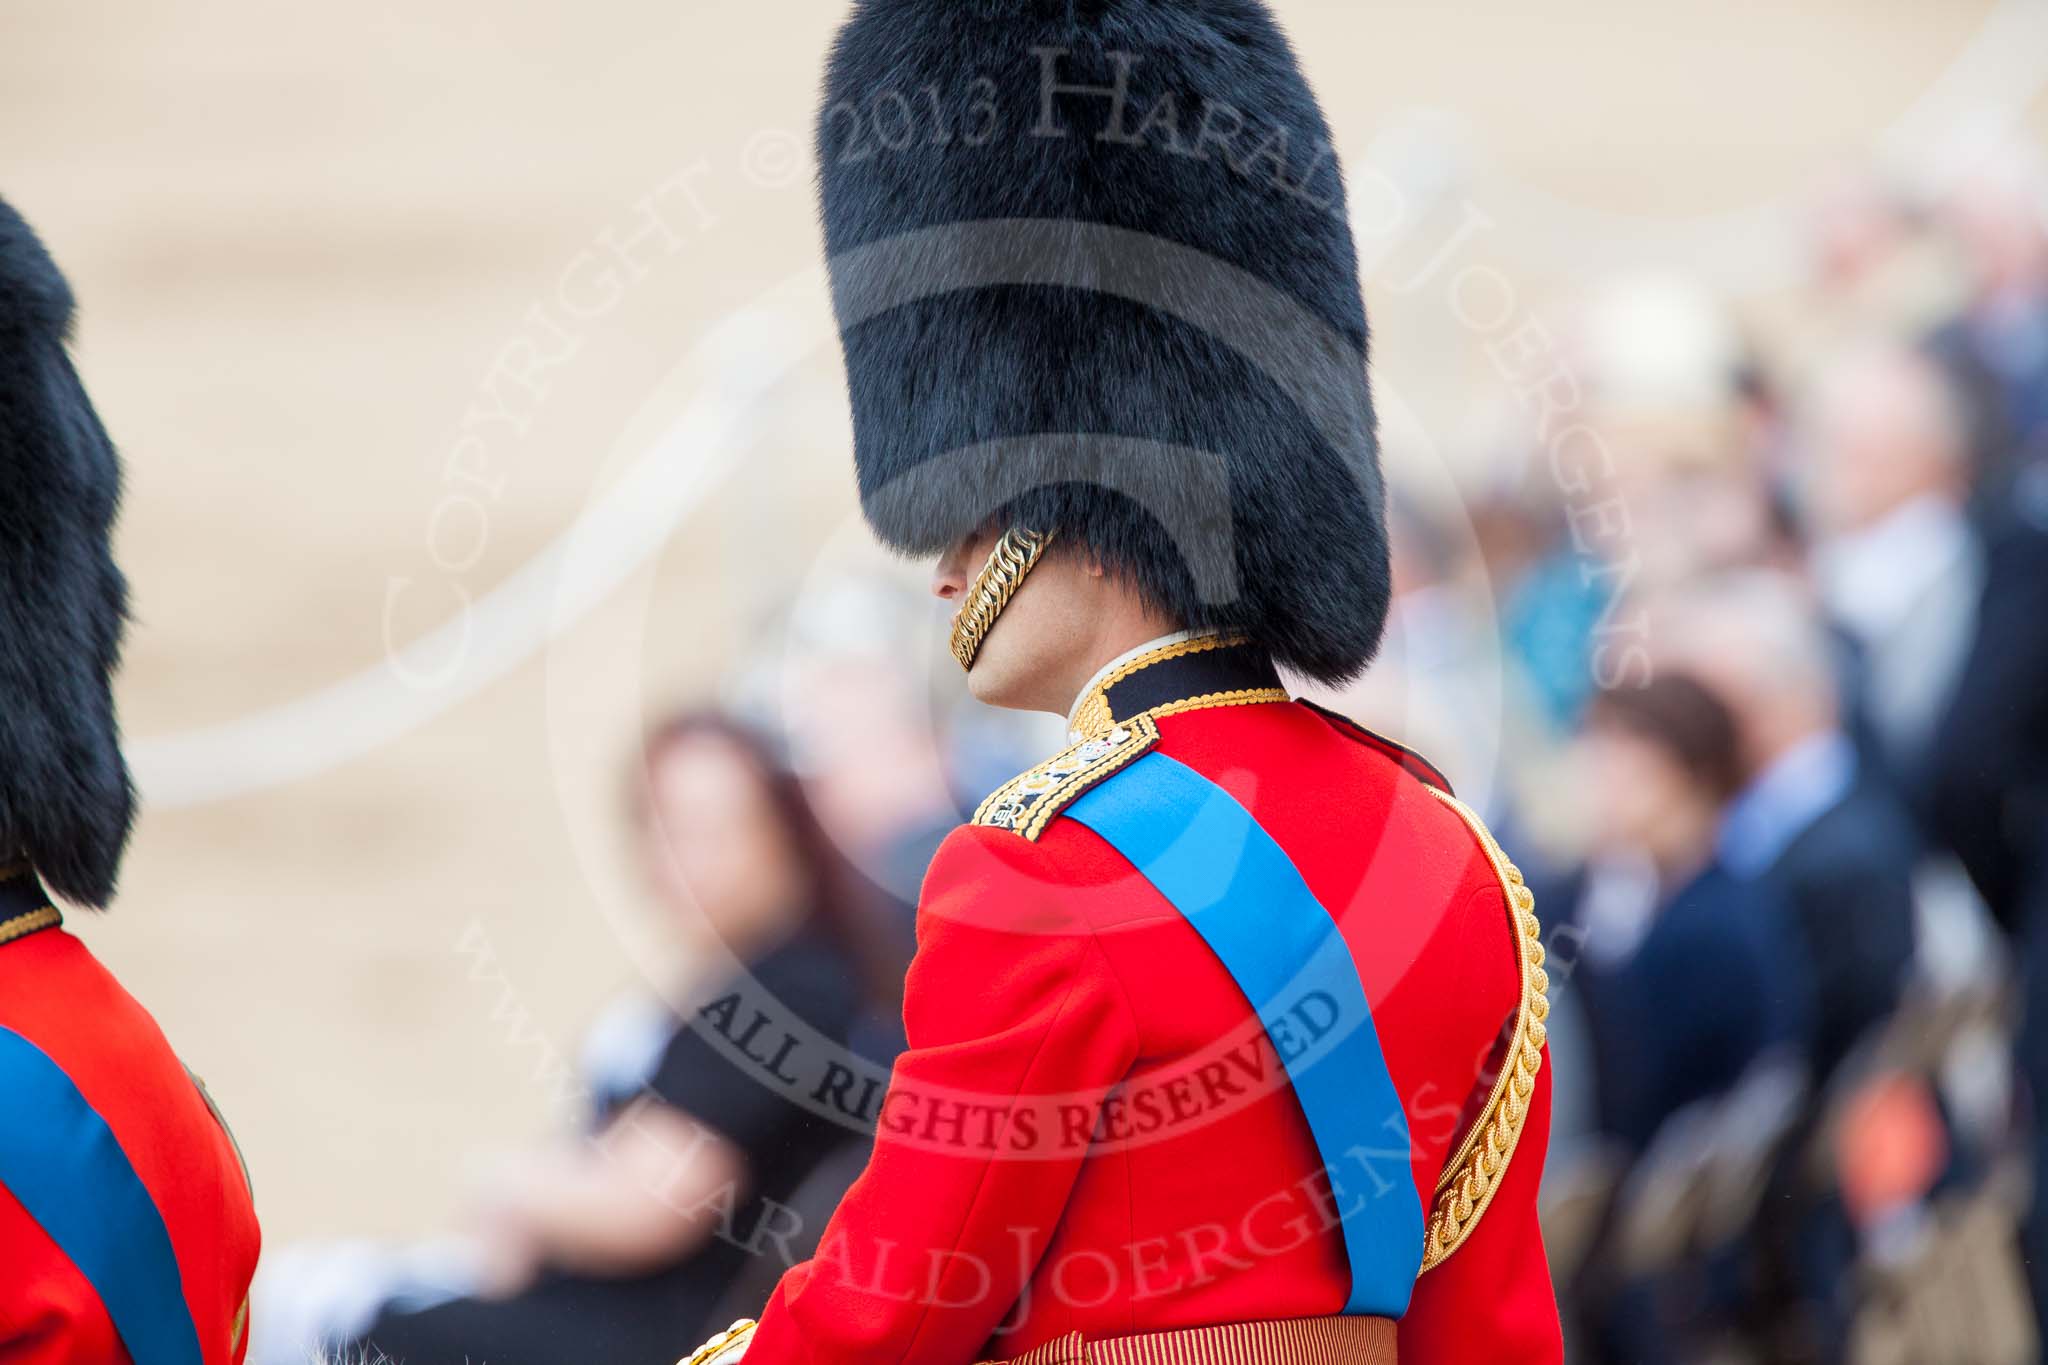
xmin=0 ymin=198 xmax=135 ymax=907
xmin=816 ymin=0 xmax=1390 ymax=683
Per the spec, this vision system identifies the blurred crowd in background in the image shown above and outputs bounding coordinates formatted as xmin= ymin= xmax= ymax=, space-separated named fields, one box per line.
xmin=250 ymin=138 xmax=2048 ymax=1365
xmin=1387 ymin=139 xmax=2048 ymax=1364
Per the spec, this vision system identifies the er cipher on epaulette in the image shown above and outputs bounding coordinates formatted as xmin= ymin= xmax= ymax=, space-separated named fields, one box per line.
xmin=973 ymin=716 xmax=1162 ymax=842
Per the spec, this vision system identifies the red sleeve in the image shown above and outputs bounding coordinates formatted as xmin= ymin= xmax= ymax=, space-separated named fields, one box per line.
xmin=1397 ymin=1055 xmax=1563 ymax=1365
xmin=0 ymin=1184 xmax=126 ymax=1365
xmin=745 ymin=827 xmax=1139 ymax=1365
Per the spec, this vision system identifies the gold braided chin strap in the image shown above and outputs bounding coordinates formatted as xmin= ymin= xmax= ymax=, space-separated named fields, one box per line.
xmin=949 ymin=528 xmax=1056 ymax=671
xmin=1417 ymin=785 xmax=1551 ymax=1271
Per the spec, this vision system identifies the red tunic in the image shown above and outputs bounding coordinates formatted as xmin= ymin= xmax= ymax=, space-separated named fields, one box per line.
xmin=747 ymin=644 xmax=1559 ymax=1365
xmin=0 ymin=899 xmax=261 ymax=1365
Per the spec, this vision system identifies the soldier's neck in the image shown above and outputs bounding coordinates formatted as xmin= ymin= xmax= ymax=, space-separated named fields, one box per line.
xmin=989 ymin=580 xmax=1177 ymax=721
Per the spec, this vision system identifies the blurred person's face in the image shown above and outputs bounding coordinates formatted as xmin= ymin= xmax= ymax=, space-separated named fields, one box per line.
xmin=794 ymin=654 xmax=909 ymax=766
xmin=930 ymin=526 xmax=1175 ymax=716
xmin=1660 ymin=595 xmax=1836 ymax=776
xmin=1803 ymin=357 xmax=1963 ymax=537
xmin=640 ymin=733 xmax=803 ymax=943
xmin=786 ymin=650 xmax=953 ymax=852
xmin=1467 ymin=502 xmax=1543 ymax=587
xmin=1809 ymin=413 xmax=1912 ymax=534
xmin=1579 ymin=724 xmax=1717 ymax=874
xmin=1948 ymin=176 xmax=2048 ymax=299
xmin=1387 ymin=515 xmax=1435 ymax=600
xmin=1647 ymin=469 xmax=1778 ymax=578
xmin=1810 ymin=177 xmax=1905 ymax=293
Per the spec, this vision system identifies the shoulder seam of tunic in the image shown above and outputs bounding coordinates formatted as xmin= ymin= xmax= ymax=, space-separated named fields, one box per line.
xmin=1297 ymin=700 xmax=1455 ymax=794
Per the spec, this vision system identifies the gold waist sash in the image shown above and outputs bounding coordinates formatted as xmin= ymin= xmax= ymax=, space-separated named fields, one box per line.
xmin=990 ymin=1315 xmax=1398 ymax=1365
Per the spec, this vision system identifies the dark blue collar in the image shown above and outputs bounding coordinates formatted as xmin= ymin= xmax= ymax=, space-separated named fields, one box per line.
xmin=1069 ymin=634 xmax=1287 ymax=738
xmin=0 ymin=861 xmax=59 ymax=945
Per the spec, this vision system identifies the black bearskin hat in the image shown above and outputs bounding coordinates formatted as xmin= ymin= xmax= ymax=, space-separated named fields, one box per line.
xmin=0 ymin=198 xmax=135 ymax=907
xmin=817 ymin=0 xmax=1389 ymax=682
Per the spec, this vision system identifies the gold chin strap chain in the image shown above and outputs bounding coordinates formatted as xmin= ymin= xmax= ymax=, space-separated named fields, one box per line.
xmin=949 ymin=527 xmax=1056 ymax=672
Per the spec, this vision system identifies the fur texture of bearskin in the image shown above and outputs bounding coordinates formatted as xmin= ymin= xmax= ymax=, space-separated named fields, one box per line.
xmin=817 ymin=0 xmax=1390 ymax=682
xmin=0 ymin=197 xmax=134 ymax=908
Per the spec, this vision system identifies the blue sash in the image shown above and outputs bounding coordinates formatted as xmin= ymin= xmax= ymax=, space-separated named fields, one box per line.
xmin=0 ymin=1026 xmax=204 ymax=1365
xmin=1066 ymin=752 xmax=1424 ymax=1315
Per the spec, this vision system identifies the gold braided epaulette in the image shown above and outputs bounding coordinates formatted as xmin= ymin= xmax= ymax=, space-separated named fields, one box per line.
xmin=1416 ymin=786 xmax=1550 ymax=1273
xmin=677 ymin=1319 xmax=755 ymax=1365
xmin=973 ymin=716 xmax=1160 ymax=841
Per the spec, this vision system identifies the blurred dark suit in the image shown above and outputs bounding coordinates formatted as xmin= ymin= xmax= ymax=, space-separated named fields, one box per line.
xmin=1571 ymin=860 xmax=1812 ymax=1365
xmin=1927 ymin=478 xmax=2048 ymax=1329
xmin=1927 ymin=487 xmax=2048 ymax=928
xmin=1722 ymin=734 xmax=1918 ymax=1081
xmin=1720 ymin=734 xmax=1918 ymax=1359
xmin=1770 ymin=785 xmax=1919 ymax=1074
xmin=1927 ymin=313 xmax=2048 ymax=522
xmin=1575 ymin=860 xmax=1813 ymax=1155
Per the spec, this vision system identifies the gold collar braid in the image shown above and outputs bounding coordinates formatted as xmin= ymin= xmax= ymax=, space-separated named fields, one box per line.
xmin=949 ymin=527 xmax=1055 ymax=671
xmin=0 ymin=859 xmax=59 ymax=947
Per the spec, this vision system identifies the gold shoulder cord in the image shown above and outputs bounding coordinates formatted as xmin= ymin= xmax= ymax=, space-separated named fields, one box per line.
xmin=186 ymin=1067 xmax=255 ymax=1355
xmin=1416 ymin=786 xmax=1550 ymax=1272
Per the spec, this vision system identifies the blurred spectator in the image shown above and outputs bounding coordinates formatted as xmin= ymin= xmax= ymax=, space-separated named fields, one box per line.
xmin=1926 ymin=467 xmax=2048 ymax=929
xmin=1927 ymin=459 xmax=2048 ymax=1332
xmin=1666 ymin=571 xmax=1918 ymax=1080
xmin=1560 ymin=675 xmax=1812 ymax=1364
xmin=257 ymin=714 xmax=879 ymax=1365
xmin=1662 ymin=572 xmax=1926 ymax=1359
xmin=1565 ymin=674 xmax=1811 ymax=1155
xmin=1799 ymin=343 xmax=1983 ymax=789
xmin=733 ymin=576 xmax=1033 ymax=1064
xmin=1323 ymin=489 xmax=1510 ymax=792
xmin=1759 ymin=168 xmax=1964 ymax=389
xmin=762 ymin=580 xmax=965 ymax=922
xmin=1927 ymin=145 xmax=2048 ymax=504
xmin=1637 ymin=459 xmax=1798 ymax=582
xmin=1463 ymin=479 xmax=1614 ymax=738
